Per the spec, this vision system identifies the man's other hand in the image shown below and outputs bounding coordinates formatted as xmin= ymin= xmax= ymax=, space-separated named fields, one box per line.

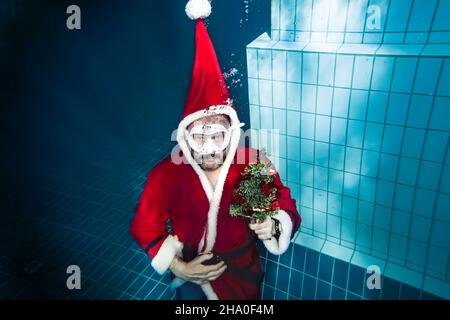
xmin=169 ymin=253 xmax=227 ymax=285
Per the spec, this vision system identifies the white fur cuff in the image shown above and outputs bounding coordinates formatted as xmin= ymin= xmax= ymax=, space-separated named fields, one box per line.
xmin=151 ymin=234 xmax=184 ymax=275
xmin=262 ymin=210 xmax=293 ymax=255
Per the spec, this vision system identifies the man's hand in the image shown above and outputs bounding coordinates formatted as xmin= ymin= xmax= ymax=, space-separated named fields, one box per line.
xmin=249 ymin=216 xmax=274 ymax=240
xmin=169 ymin=253 xmax=227 ymax=285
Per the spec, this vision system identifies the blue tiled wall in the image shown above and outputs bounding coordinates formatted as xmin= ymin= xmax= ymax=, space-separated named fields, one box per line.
xmin=247 ymin=0 xmax=450 ymax=299
xmin=271 ymin=0 xmax=450 ymax=44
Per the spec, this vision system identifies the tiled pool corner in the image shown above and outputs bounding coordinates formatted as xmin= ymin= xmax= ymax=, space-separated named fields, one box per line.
xmin=248 ymin=0 xmax=450 ymax=300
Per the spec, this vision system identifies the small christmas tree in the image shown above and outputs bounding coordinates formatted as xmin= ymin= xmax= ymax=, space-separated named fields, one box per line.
xmin=230 ymin=149 xmax=280 ymax=223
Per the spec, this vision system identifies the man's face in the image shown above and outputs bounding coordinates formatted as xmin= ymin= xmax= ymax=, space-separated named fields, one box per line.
xmin=187 ymin=115 xmax=231 ymax=171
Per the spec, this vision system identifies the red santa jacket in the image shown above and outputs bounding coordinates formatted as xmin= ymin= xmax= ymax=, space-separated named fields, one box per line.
xmin=130 ymin=146 xmax=301 ymax=300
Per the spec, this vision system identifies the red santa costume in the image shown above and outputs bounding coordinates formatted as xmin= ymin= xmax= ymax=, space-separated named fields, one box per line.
xmin=130 ymin=0 xmax=301 ymax=300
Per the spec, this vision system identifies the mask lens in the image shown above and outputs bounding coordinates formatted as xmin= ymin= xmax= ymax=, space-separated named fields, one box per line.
xmin=191 ymin=132 xmax=225 ymax=149
xmin=210 ymin=132 xmax=225 ymax=148
xmin=186 ymin=124 xmax=230 ymax=154
xmin=192 ymin=133 xmax=204 ymax=148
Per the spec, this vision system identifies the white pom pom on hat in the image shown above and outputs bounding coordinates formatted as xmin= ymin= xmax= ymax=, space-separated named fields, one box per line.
xmin=185 ymin=0 xmax=212 ymax=20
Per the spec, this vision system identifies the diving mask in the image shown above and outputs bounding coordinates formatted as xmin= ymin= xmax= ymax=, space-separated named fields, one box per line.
xmin=185 ymin=122 xmax=244 ymax=155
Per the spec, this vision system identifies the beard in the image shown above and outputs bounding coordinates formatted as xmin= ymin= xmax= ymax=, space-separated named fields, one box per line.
xmin=192 ymin=150 xmax=227 ymax=171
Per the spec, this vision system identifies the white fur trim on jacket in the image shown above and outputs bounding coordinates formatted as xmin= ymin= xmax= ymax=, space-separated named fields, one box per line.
xmin=151 ymin=234 xmax=184 ymax=275
xmin=176 ymin=104 xmax=242 ymax=300
xmin=176 ymin=105 xmax=242 ymax=254
xmin=262 ymin=210 xmax=293 ymax=255
xmin=201 ymin=282 xmax=219 ymax=300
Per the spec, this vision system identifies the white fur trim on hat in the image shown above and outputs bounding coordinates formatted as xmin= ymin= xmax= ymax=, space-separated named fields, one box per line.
xmin=185 ymin=0 xmax=212 ymax=20
xmin=262 ymin=210 xmax=293 ymax=255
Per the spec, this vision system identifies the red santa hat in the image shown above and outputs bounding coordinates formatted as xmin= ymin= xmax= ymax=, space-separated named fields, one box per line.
xmin=182 ymin=0 xmax=234 ymax=118
xmin=176 ymin=0 xmax=243 ymax=259
xmin=177 ymin=0 xmax=242 ymax=168
xmin=182 ymin=3 xmax=231 ymax=119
